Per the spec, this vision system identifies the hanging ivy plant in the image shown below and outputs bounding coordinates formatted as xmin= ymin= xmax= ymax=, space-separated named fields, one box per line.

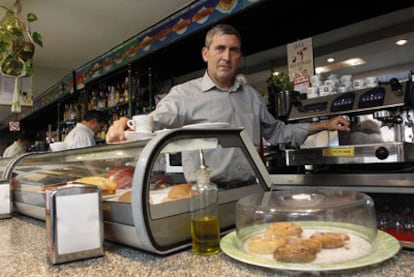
xmin=0 ymin=3 xmax=43 ymax=77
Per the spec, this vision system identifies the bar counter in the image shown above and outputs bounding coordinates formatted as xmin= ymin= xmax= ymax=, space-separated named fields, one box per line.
xmin=1 ymin=215 xmax=413 ymax=276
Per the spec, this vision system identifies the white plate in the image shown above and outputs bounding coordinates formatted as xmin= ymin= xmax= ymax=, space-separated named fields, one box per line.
xmin=220 ymin=223 xmax=400 ymax=273
xmin=124 ymin=131 xmax=154 ymax=141
xmin=183 ymin=122 xmax=229 ymax=129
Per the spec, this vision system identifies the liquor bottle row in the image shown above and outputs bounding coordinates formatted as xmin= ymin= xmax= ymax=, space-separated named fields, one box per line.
xmin=63 ymin=100 xmax=152 ymax=124
xmin=58 ymin=70 xmax=157 ymax=143
xmin=88 ymin=77 xmax=130 ymax=111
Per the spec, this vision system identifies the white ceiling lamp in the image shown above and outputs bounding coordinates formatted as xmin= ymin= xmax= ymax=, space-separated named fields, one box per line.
xmin=395 ymin=39 xmax=408 ymax=46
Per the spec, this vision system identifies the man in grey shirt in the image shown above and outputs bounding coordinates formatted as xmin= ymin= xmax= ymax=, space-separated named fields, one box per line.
xmin=106 ymin=24 xmax=350 ymax=182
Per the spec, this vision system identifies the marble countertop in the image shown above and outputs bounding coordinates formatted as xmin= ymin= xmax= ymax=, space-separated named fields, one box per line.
xmin=0 ymin=215 xmax=413 ymax=276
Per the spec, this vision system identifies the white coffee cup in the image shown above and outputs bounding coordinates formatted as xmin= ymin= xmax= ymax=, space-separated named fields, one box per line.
xmin=307 ymin=86 xmax=319 ymax=98
xmin=328 ymin=74 xmax=339 ymax=81
xmin=340 ymin=75 xmax=352 ymax=83
xmin=365 ymin=76 xmax=378 ymax=87
xmin=319 ymin=85 xmax=334 ymax=96
xmin=310 ymin=74 xmax=322 ymax=87
xmin=127 ymin=114 xmax=153 ymax=133
xmin=353 ymin=79 xmax=366 ymax=90
xmin=324 ymin=79 xmax=337 ymax=88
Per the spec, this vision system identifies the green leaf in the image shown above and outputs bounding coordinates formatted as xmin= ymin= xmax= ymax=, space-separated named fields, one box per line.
xmin=27 ymin=13 xmax=38 ymax=22
xmin=22 ymin=44 xmax=32 ymax=52
xmin=0 ymin=41 xmax=8 ymax=52
xmin=270 ymin=72 xmax=293 ymax=91
xmin=24 ymin=60 xmax=32 ymax=76
xmin=32 ymin=32 xmax=43 ymax=47
xmin=6 ymin=10 xmax=14 ymax=17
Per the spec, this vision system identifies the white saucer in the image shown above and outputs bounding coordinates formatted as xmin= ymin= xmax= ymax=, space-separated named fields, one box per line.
xmin=124 ymin=131 xmax=154 ymax=141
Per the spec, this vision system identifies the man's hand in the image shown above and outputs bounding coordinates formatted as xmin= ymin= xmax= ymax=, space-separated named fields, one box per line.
xmin=106 ymin=117 xmax=129 ymax=143
xmin=308 ymin=115 xmax=351 ymax=135
xmin=325 ymin=115 xmax=351 ymax=132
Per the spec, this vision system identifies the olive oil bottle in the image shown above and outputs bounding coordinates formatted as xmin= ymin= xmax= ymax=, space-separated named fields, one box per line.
xmin=190 ymin=150 xmax=220 ymax=255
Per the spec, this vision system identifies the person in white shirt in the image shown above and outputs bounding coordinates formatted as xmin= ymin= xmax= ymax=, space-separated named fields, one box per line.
xmin=64 ymin=110 xmax=107 ymax=149
xmin=3 ymin=133 xmax=32 ymax=158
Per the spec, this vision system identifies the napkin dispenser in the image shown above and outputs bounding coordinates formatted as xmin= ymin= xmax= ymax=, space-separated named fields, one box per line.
xmin=46 ymin=185 xmax=104 ymax=264
xmin=0 ymin=179 xmax=11 ymax=219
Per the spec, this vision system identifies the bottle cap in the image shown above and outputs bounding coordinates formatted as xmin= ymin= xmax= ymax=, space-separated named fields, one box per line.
xmin=196 ymin=149 xmax=211 ymax=186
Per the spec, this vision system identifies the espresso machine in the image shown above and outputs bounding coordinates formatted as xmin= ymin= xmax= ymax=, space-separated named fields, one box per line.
xmin=268 ymin=71 xmax=414 ymax=248
xmin=285 ymin=75 xmax=414 ymax=168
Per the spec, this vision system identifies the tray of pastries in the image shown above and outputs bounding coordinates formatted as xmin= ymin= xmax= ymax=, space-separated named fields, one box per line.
xmin=220 ymin=189 xmax=400 ymax=272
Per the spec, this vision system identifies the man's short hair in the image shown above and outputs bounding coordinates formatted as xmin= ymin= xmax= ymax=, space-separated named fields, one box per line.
xmin=204 ymin=24 xmax=241 ymax=49
xmin=18 ymin=133 xmax=33 ymax=142
xmin=83 ymin=110 xmax=107 ymax=123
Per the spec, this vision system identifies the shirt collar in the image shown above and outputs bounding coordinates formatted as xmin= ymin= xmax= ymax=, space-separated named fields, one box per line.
xmin=77 ymin=122 xmax=94 ymax=135
xmin=201 ymin=71 xmax=243 ymax=93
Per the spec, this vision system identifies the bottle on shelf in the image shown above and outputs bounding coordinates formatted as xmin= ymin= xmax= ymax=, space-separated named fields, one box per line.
xmin=123 ymin=77 xmax=129 ymax=102
xmin=108 ymin=86 xmax=116 ymax=108
xmin=68 ymin=104 xmax=77 ymax=121
xmin=74 ymin=104 xmax=80 ymax=121
xmin=119 ymin=81 xmax=125 ymax=103
xmin=61 ymin=127 xmax=68 ymax=141
xmin=115 ymin=82 xmax=121 ymax=105
xmin=190 ymin=149 xmax=221 ymax=256
xmin=63 ymin=104 xmax=69 ymax=121
xmin=98 ymin=91 xmax=106 ymax=110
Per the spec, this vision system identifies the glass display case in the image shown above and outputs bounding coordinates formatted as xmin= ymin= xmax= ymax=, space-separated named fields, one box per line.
xmin=6 ymin=127 xmax=272 ymax=254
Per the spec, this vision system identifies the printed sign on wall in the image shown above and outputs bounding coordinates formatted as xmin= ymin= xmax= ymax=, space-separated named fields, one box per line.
xmin=287 ymin=37 xmax=314 ymax=81
xmin=9 ymin=121 xmax=20 ymax=131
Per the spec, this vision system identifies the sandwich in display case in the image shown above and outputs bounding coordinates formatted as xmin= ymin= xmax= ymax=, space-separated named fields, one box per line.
xmin=5 ymin=127 xmax=271 ymax=254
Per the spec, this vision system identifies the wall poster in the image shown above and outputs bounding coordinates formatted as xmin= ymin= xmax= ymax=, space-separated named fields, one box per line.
xmin=287 ymin=37 xmax=313 ymax=94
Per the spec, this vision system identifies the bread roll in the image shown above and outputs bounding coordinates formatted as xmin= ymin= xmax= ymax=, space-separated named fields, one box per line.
xmin=265 ymin=222 xmax=303 ymax=237
xmin=274 ymin=244 xmax=317 ymax=263
xmin=167 ymin=183 xmax=192 ymax=199
xmin=73 ymin=176 xmax=117 ymax=195
xmin=246 ymin=235 xmax=287 ymax=254
xmin=310 ymin=231 xmax=350 ymax=249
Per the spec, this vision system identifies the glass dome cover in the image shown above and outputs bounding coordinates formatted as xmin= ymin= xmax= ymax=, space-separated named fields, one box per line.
xmin=235 ymin=189 xmax=378 ymax=264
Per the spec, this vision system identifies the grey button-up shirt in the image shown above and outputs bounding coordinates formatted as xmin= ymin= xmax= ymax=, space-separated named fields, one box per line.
xmin=150 ymin=72 xmax=309 ymax=183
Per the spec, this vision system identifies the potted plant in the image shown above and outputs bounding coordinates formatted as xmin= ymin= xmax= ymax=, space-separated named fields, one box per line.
xmin=0 ymin=1 xmax=42 ymax=112
xmin=267 ymin=72 xmax=294 ymax=92
xmin=267 ymin=72 xmax=296 ymax=118
xmin=0 ymin=1 xmax=43 ymax=77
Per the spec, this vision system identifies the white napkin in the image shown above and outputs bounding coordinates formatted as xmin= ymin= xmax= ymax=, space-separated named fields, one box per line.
xmin=56 ymin=192 xmax=100 ymax=254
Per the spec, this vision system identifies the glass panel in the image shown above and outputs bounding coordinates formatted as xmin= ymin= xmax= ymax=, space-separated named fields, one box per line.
xmin=11 ymin=142 xmax=144 ymax=208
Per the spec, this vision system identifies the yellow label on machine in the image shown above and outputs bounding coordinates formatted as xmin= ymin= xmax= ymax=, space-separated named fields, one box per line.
xmin=322 ymin=147 xmax=355 ymax=157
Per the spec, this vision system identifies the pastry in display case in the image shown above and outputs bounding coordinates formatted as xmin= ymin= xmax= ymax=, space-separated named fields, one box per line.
xmin=5 ymin=127 xmax=271 ymax=254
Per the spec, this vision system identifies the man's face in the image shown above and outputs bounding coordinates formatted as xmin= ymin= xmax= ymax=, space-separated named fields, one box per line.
xmin=91 ymin=120 xmax=105 ymax=133
xmin=22 ymin=139 xmax=31 ymax=148
xmin=202 ymin=33 xmax=242 ymax=89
